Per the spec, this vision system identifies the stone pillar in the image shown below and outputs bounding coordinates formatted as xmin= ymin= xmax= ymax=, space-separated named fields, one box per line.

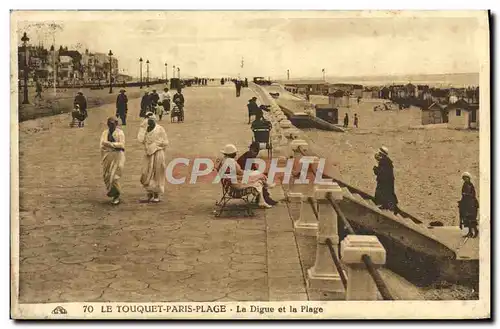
xmin=292 ymin=161 xmax=319 ymax=236
xmin=340 ymin=235 xmax=387 ymax=300
xmin=275 ymin=120 xmax=292 ymax=157
xmin=287 ymin=192 xmax=303 ymax=223
xmin=307 ymin=182 xmax=344 ymax=292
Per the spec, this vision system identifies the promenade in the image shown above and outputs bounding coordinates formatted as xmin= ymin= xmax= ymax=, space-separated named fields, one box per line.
xmin=17 ymin=83 xmax=308 ymax=302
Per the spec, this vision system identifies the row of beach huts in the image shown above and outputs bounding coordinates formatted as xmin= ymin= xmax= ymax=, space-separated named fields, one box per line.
xmin=279 ymin=80 xmax=480 ymax=130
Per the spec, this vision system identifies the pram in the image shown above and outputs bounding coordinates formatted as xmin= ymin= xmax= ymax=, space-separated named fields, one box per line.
xmin=70 ymin=105 xmax=87 ymax=128
xmin=171 ymin=103 xmax=184 ymax=123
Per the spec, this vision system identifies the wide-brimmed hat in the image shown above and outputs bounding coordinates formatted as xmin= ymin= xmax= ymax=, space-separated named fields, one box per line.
xmin=220 ymin=144 xmax=237 ymax=155
xmin=377 ymin=146 xmax=389 ymax=156
xmin=120 ymin=89 xmax=126 ymax=93
xmin=462 ymin=172 xmax=472 ymax=178
xmin=250 ymin=97 xmax=257 ymax=101
xmin=107 ymin=116 xmax=118 ymax=124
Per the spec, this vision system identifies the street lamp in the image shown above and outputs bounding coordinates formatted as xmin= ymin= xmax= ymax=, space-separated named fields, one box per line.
xmin=108 ymin=50 xmax=113 ymax=93
xmin=165 ymin=62 xmax=168 ymax=83
xmin=146 ymin=60 xmax=150 ymax=87
xmin=287 ymin=69 xmax=290 ymax=80
xmin=139 ymin=57 xmax=143 ymax=89
xmin=21 ymin=32 xmax=30 ymax=104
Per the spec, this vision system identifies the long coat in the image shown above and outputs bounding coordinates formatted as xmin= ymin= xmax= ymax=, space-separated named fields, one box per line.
xmin=247 ymin=101 xmax=260 ymax=116
xmin=116 ymin=94 xmax=128 ymax=114
xmin=373 ymin=156 xmax=398 ymax=209
xmin=458 ymin=181 xmax=479 ymax=227
xmin=74 ymin=94 xmax=87 ymax=112
xmin=140 ymin=95 xmax=151 ymax=117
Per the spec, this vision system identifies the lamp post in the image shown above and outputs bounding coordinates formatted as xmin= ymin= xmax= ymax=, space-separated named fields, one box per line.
xmin=146 ymin=60 xmax=150 ymax=87
xmin=165 ymin=62 xmax=168 ymax=83
xmin=50 ymin=44 xmax=57 ymax=96
xmin=139 ymin=57 xmax=143 ymax=89
xmin=108 ymin=50 xmax=113 ymax=94
xmin=21 ymin=32 xmax=30 ymax=104
xmin=287 ymin=69 xmax=290 ymax=80
xmin=177 ymin=67 xmax=180 ymax=80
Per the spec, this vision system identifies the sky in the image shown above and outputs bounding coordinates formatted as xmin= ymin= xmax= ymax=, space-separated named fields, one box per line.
xmin=13 ymin=11 xmax=486 ymax=79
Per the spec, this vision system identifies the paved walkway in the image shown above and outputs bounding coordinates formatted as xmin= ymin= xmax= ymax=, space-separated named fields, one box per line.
xmin=17 ymin=83 xmax=308 ymax=302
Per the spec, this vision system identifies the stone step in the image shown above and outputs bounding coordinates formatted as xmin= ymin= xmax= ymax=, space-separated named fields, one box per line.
xmin=341 ymin=187 xmax=354 ymax=199
xmin=365 ymin=198 xmax=378 ymax=208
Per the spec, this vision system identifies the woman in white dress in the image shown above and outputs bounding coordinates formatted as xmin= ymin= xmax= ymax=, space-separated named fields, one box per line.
xmin=215 ymin=144 xmax=274 ymax=208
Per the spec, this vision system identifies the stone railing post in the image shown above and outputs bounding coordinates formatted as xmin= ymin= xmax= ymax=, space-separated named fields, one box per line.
xmin=340 ymin=235 xmax=387 ymax=300
xmin=292 ymin=161 xmax=318 ymax=236
xmin=287 ymin=192 xmax=303 ymax=223
xmin=306 ymin=182 xmax=344 ymax=292
xmin=273 ymin=119 xmax=292 ymax=158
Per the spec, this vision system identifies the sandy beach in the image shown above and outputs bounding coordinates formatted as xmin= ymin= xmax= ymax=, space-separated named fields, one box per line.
xmin=303 ymin=101 xmax=479 ymax=226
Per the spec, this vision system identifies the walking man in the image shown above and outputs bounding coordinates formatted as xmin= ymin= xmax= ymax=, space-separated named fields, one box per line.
xmin=373 ymin=147 xmax=399 ymax=213
xmin=235 ymin=80 xmax=242 ymax=97
xmin=115 ymin=89 xmax=128 ymax=126
xmin=150 ymin=89 xmax=160 ymax=107
xmin=137 ymin=114 xmax=169 ymax=203
xmin=354 ymin=113 xmax=359 ymax=128
xmin=100 ymin=117 xmax=126 ymax=205
xmin=34 ymin=79 xmax=43 ymax=102
xmin=140 ymin=91 xmax=151 ymax=118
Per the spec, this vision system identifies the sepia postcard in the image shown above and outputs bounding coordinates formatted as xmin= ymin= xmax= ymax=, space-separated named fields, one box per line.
xmin=10 ymin=10 xmax=490 ymax=319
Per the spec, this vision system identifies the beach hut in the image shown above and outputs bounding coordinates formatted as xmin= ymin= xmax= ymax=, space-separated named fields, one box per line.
xmin=421 ymin=102 xmax=448 ymax=125
xmin=447 ymin=99 xmax=479 ymax=130
xmin=362 ymin=88 xmax=373 ymax=99
xmin=328 ymin=90 xmax=351 ymax=107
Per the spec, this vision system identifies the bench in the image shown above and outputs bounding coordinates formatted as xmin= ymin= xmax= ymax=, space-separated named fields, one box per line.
xmin=214 ymin=178 xmax=259 ymax=217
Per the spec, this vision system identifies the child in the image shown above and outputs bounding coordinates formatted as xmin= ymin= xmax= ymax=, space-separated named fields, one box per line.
xmin=156 ymin=102 xmax=165 ymax=121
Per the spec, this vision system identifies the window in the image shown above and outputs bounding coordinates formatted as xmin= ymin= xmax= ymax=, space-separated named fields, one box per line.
xmin=456 ymin=109 xmax=461 ymax=116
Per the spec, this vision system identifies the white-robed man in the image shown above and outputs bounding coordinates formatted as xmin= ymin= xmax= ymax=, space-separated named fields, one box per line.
xmin=137 ymin=114 xmax=169 ymax=202
xmin=100 ymin=117 xmax=126 ymax=205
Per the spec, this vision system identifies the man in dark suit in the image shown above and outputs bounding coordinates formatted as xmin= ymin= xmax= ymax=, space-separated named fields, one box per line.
xmin=115 ymin=89 xmax=128 ymax=125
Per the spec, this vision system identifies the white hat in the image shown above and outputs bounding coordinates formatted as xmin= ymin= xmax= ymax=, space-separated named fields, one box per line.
xmin=462 ymin=172 xmax=472 ymax=178
xmin=221 ymin=144 xmax=237 ymax=155
xmin=378 ymin=146 xmax=389 ymax=156
xmin=145 ymin=111 xmax=154 ymax=117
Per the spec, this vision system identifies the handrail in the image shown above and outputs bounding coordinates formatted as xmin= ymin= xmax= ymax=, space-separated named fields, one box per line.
xmin=327 ymin=194 xmax=355 ymax=235
xmin=307 ymin=197 xmax=319 ymax=219
xmin=326 ymin=238 xmax=348 ymax=289
xmin=328 ymin=195 xmax=394 ymax=300
xmin=329 ymin=197 xmax=394 ymax=300
xmin=362 ymin=254 xmax=394 ymax=300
